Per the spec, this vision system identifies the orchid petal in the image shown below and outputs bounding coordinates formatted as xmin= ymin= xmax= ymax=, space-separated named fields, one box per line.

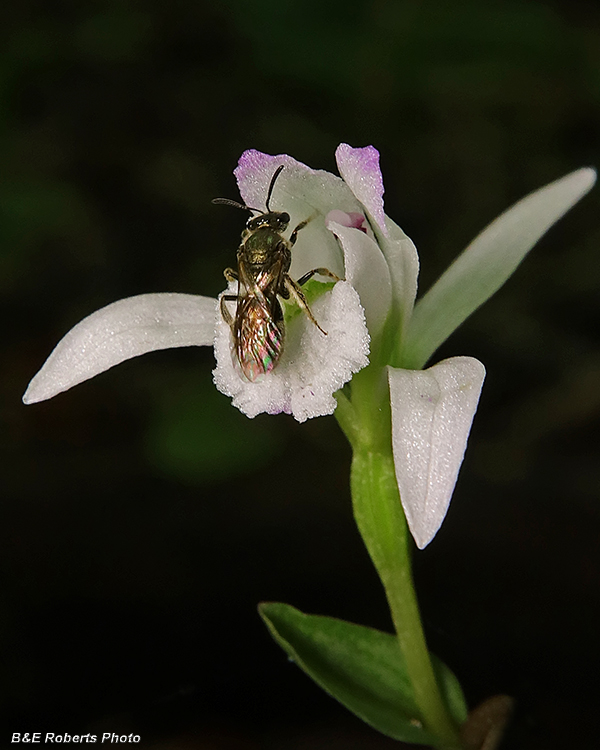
xmin=335 ymin=144 xmax=387 ymax=236
xmin=402 ymin=168 xmax=597 ymax=369
xmin=326 ymin=219 xmax=392 ymax=338
xmin=234 ymin=150 xmax=363 ymax=279
xmin=333 ymin=143 xmax=420 ymax=337
xmin=213 ymin=281 xmax=370 ymax=423
xmin=23 ymin=293 xmax=217 ymax=404
xmin=377 ymin=216 xmax=420 ymax=346
xmin=388 ymin=357 xmax=486 ymax=549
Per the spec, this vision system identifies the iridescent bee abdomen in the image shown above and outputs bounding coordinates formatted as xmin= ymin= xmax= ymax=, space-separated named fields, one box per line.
xmin=234 ymin=295 xmax=284 ymax=382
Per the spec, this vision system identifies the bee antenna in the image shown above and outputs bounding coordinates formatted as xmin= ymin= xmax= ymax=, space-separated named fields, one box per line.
xmin=211 ymin=198 xmax=260 ymax=214
xmin=265 ymin=165 xmax=285 ymax=212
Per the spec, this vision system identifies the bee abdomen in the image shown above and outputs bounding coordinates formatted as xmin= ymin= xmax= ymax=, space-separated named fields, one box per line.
xmin=236 ymin=300 xmax=284 ymax=382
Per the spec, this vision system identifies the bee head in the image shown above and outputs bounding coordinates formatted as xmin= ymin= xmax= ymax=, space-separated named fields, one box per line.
xmin=212 ymin=165 xmax=290 ymax=234
xmin=246 ymin=211 xmax=290 ymax=233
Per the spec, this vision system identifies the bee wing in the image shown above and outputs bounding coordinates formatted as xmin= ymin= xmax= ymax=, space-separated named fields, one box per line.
xmin=234 ymin=295 xmax=284 ymax=382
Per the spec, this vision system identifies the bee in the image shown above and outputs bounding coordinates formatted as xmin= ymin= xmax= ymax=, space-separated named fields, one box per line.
xmin=212 ymin=165 xmax=340 ymax=382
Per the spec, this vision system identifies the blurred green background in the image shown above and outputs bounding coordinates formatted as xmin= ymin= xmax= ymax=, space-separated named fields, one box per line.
xmin=2 ymin=1 xmax=600 ymax=748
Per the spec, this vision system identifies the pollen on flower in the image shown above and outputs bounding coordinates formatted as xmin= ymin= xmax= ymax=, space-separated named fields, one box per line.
xmin=213 ymin=281 xmax=369 ymax=423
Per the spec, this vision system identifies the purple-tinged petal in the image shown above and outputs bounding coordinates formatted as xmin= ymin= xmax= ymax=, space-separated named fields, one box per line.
xmin=232 ymin=150 xmax=364 ymax=280
xmin=235 ymin=151 xmax=312 ymax=212
xmin=23 ymin=293 xmax=217 ymax=404
xmin=388 ymin=356 xmax=486 ymax=549
xmin=335 ymin=144 xmax=388 ymax=236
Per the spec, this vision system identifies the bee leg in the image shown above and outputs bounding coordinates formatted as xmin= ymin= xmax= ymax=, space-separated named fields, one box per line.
xmin=220 ymin=294 xmax=238 ymax=328
xmin=283 ymin=275 xmax=328 ymax=335
xmin=296 ymin=267 xmax=342 ymax=286
xmin=289 ymin=219 xmax=310 ymax=247
xmin=221 ymin=268 xmax=240 ymax=327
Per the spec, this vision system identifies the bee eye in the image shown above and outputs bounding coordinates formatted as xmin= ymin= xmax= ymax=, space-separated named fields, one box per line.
xmin=280 ymin=212 xmax=290 ymax=224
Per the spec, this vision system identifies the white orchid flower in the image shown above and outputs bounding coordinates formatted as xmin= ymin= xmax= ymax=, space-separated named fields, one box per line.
xmin=23 ymin=148 xmax=372 ymax=423
xmin=23 ymin=145 xmax=596 ymax=548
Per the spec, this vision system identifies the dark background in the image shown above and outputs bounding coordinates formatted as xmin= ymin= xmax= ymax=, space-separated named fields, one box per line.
xmin=2 ymin=1 xmax=599 ymax=748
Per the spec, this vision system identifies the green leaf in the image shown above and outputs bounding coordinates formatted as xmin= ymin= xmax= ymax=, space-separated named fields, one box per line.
xmin=400 ymin=168 xmax=596 ymax=369
xmin=259 ymin=602 xmax=467 ymax=745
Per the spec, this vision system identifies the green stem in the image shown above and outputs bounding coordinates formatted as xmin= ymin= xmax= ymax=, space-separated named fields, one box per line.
xmin=342 ymin=365 xmax=463 ymax=750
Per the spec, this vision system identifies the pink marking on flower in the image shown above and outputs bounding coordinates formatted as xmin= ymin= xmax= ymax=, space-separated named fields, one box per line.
xmin=335 ymin=144 xmax=388 ymax=236
xmin=327 ymin=209 xmax=368 ymax=233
